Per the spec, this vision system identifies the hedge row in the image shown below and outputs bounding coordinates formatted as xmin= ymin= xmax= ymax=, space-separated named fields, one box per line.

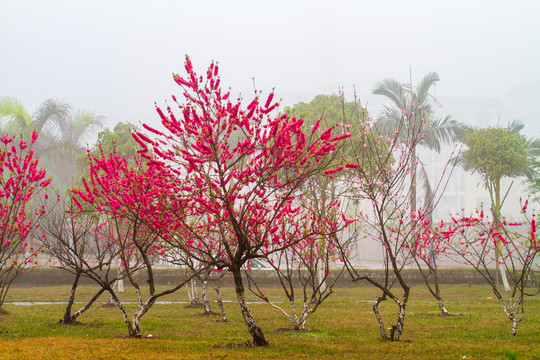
xmin=13 ymin=267 xmax=532 ymax=287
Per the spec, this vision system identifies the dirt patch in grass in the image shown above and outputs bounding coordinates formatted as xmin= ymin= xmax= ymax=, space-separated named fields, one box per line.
xmin=0 ymin=308 xmax=10 ymax=315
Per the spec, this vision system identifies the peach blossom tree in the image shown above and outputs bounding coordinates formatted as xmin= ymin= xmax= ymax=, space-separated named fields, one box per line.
xmin=0 ymin=131 xmax=52 ymax=310
xmin=133 ymin=56 xmax=349 ymax=346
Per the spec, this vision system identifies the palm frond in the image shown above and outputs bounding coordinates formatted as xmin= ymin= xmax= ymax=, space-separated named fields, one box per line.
xmin=450 ymin=153 xmax=477 ymax=174
xmin=507 ymin=119 xmax=525 ymax=134
xmin=0 ymin=96 xmax=32 ymax=132
xmin=45 ymin=109 xmax=104 ymax=156
xmin=374 ymin=106 xmax=402 ymax=133
xmin=414 ymin=72 xmax=440 ymax=106
xmin=372 ymin=78 xmax=407 ymax=109
xmin=420 ymin=116 xmax=463 ymax=152
xmin=70 ymin=110 xmax=105 ymax=146
xmin=527 ymin=136 xmax=540 ymax=156
xmin=461 ymin=123 xmax=477 ymax=133
xmin=522 ymin=134 xmax=540 ymax=181
xmin=33 ymin=99 xmax=72 ymax=135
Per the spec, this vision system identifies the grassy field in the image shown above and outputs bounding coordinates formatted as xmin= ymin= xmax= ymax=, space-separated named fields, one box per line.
xmin=0 ymin=283 xmax=538 ymax=359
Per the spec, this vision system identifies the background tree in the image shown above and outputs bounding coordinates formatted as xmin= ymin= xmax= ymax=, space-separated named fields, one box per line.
xmin=372 ymin=72 xmax=462 ymax=213
xmin=434 ymin=203 xmax=539 ymax=336
xmin=43 ymin=109 xmax=103 ymax=191
xmin=458 ymin=121 xmax=531 ymax=290
xmin=285 ymin=93 xmax=370 ymax=167
xmin=77 ymin=121 xmax=141 ymax=189
xmin=0 ymin=96 xmax=104 ymax=193
xmin=372 ymin=72 xmax=462 ymax=315
xmin=285 ymin=94 xmax=359 ymax=129
xmin=334 ymin=94 xmax=457 ymax=341
xmin=410 ymin=211 xmax=451 ymax=316
xmin=526 ymin=145 xmax=540 ymax=202
xmin=518 ymin=121 xmax=540 ymax=203
xmin=0 ymin=132 xmax=52 ymax=310
xmin=89 ymin=121 xmax=141 ymax=158
xmin=0 ymin=96 xmax=70 ymax=143
xmin=189 ymin=267 xmax=227 ymax=318
xmin=40 ymin=199 xmax=121 ymax=324
xmin=246 ymin=194 xmax=347 ymax=331
xmin=285 ymin=94 xmax=370 ymax=292
xmin=73 ymin=149 xmax=201 ymax=338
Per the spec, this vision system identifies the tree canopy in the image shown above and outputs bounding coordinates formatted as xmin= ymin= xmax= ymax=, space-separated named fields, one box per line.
xmin=285 ymin=94 xmax=362 ymax=132
xmin=91 ymin=121 xmax=141 ymax=158
xmin=462 ymin=126 xmax=528 ymax=183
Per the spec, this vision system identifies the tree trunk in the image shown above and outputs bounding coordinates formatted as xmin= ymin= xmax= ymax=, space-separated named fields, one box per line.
xmin=499 ymin=265 xmax=511 ymax=292
xmin=117 ymin=279 xmax=125 ymax=293
xmin=131 ymin=314 xmax=142 ymax=338
xmin=298 ymin=311 xmax=312 ymax=330
xmin=187 ymin=279 xmax=200 ymax=305
xmin=192 ymin=279 xmax=199 ymax=304
xmin=373 ymin=297 xmax=388 ymax=340
xmin=417 ymin=254 xmax=450 ymax=316
xmin=131 ymin=301 xmax=153 ymax=338
xmin=202 ymin=280 xmax=212 ymax=314
xmin=317 ymin=267 xmax=327 ymax=293
xmin=393 ymin=299 xmax=407 ymax=341
xmin=62 ymin=272 xmax=80 ymax=323
xmin=372 ymin=295 xmax=408 ymax=341
xmin=231 ymin=267 xmax=268 ymax=346
xmin=511 ymin=315 xmax=519 ymax=336
xmin=186 ymin=282 xmax=193 ymax=303
xmin=432 ymin=265 xmax=449 ymax=316
xmin=106 ymin=278 xmax=118 ymax=306
xmin=507 ymin=297 xmax=522 ymax=336
xmin=495 ymin=250 xmax=501 ymax=291
xmin=0 ymin=282 xmax=12 ymax=311
xmin=215 ymin=286 xmax=227 ymax=322
xmin=437 ymin=296 xmax=449 ymax=316
xmin=65 ymin=287 xmax=106 ymax=324
xmin=492 ymin=179 xmax=511 ymax=292
xmin=108 ymin=290 xmax=138 ymax=337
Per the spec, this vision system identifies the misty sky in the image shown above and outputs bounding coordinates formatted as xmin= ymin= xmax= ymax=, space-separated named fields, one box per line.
xmin=1 ymin=0 xmax=539 ymax=135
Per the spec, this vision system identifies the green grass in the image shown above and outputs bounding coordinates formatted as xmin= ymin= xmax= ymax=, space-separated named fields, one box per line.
xmin=0 ymin=284 xmax=539 ymax=359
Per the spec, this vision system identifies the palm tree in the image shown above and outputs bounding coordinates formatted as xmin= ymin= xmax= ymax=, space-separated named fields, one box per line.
xmin=0 ymin=96 xmax=104 ymax=191
xmin=525 ymin=128 xmax=540 ymax=202
xmin=43 ymin=109 xmax=104 ymax=191
xmin=0 ymin=96 xmax=71 ymax=144
xmin=372 ymin=72 xmax=463 ymax=214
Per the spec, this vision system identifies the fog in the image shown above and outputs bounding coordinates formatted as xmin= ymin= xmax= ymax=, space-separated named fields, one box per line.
xmin=1 ymin=0 xmax=539 ymax=134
